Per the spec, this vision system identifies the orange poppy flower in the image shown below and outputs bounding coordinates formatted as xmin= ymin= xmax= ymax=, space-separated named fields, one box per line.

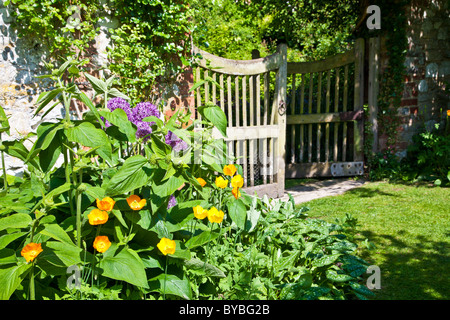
xmin=207 ymin=206 xmax=224 ymax=224
xmin=21 ymin=243 xmax=43 ymax=263
xmin=88 ymin=208 xmax=109 ymax=225
xmin=196 ymin=177 xmax=207 ymax=187
xmin=127 ymin=195 xmax=147 ymax=210
xmin=96 ymin=197 xmax=115 ymax=212
xmin=231 ymin=174 xmax=244 ymax=188
xmin=93 ymin=235 xmax=111 ymax=253
xmin=215 ymin=176 xmax=228 ymax=189
xmin=193 ymin=205 xmax=208 ymax=219
xmin=157 ymin=237 xmax=176 ymax=256
xmin=232 ymin=187 xmax=241 ymax=199
xmin=223 ymin=164 xmax=237 ymax=176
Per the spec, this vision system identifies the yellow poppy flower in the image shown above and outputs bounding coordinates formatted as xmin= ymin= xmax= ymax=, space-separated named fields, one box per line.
xmin=196 ymin=177 xmax=207 ymax=187
xmin=21 ymin=243 xmax=43 ymax=263
xmin=207 ymin=206 xmax=225 ymax=224
xmin=93 ymin=235 xmax=111 ymax=253
xmin=157 ymin=237 xmax=176 ymax=256
xmin=96 ymin=197 xmax=115 ymax=212
xmin=127 ymin=195 xmax=147 ymax=210
xmin=232 ymin=187 xmax=241 ymax=199
xmin=88 ymin=208 xmax=109 ymax=225
xmin=193 ymin=205 xmax=208 ymax=219
xmin=223 ymin=164 xmax=237 ymax=176
xmin=231 ymin=174 xmax=244 ymax=188
xmin=215 ymin=176 xmax=228 ymax=189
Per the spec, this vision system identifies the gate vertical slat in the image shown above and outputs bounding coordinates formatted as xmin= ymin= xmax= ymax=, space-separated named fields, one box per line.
xmin=317 ymin=72 xmax=323 ymax=163
xmin=353 ymin=38 xmax=365 ymax=162
xmin=334 ymin=67 xmax=340 ymax=162
xmin=325 ymin=69 xmax=331 ymax=162
xmin=290 ymin=74 xmax=296 ymax=164
xmin=308 ymin=73 xmax=313 ymax=163
xmin=343 ymin=65 xmax=349 ymax=162
xmin=299 ymin=74 xmax=305 ymax=163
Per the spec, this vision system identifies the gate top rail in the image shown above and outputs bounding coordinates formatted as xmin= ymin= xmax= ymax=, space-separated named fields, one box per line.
xmin=287 ymin=48 xmax=355 ymax=74
xmin=192 ymin=45 xmax=285 ymax=76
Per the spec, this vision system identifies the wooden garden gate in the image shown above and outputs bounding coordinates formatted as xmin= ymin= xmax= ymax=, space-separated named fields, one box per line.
xmin=191 ymin=38 xmax=366 ymax=198
xmin=285 ymin=39 xmax=365 ymax=178
xmin=192 ymin=44 xmax=287 ymax=199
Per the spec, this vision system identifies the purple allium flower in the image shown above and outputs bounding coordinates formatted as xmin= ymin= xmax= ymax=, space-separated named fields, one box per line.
xmin=129 ymin=102 xmax=160 ymax=141
xmin=165 ymin=130 xmax=189 ymax=152
xmin=167 ymin=194 xmax=177 ymax=209
xmin=102 ymin=97 xmax=132 ymax=127
xmin=130 ymin=102 xmax=160 ymax=124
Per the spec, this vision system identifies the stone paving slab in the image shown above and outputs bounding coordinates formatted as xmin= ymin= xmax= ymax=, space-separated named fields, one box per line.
xmin=280 ymin=178 xmax=366 ymax=204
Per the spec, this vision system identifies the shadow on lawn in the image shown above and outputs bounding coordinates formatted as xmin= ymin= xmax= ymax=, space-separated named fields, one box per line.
xmin=360 ymin=230 xmax=450 ymax=300
xmin=344 ymin=186 xmax=396 ymax=198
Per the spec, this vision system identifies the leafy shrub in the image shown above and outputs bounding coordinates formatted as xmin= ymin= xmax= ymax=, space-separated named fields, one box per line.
xmin=0 ymin=60 xmax=373 ymax=300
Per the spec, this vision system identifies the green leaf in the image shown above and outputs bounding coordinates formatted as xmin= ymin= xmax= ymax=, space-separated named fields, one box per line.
xmin=185 ymin=230 xmax=219 ymax=249
xmin=84 ymin=73 xmax=108 ymax=95
xmin=0 ymin=105 xmax=10 ymax=134
xmin=0 ymin=213 xmax=32 ymax=232
xmin=326 ymin=270 xmax=354 ymax=282
xmin=0 ymin=263 xmax=32 ymax=300
xmin=227 ymin=198 xmax=247 ymax=230
xmin=65 ymin=122 xmax=112 ymax=162
xmin=152 ymin=175 xmax=185 ymax=198
xmin=108 ymin=88 xmax=130 ymax=101
xmin=280 ymin=274 xmax=313 ymax=299
xmin=41 ymin=241 xmax=82 ymax=267
xmin=105 ymin=155 xmax=152 ymax=196
xmin=198 ymin=104 xmax=227 ymax=137
xmin=99 ymin=243 xmax=149 ymax=289
xmin=34 ymin=88 xmax=64 ymax=118
xmin=99 ymin=109 xmax=136 ymax=143
xmin=184 ymin=258 xmax=226 ymax=278
xmin=0 ymin=248 xmax=17 ymax=265
xmin=74 ymin=92 xmax=105 ymax=128
xmin=149 ymin=273 xmax=192 ymax=300
xmin=311 ymin=254 xmax=341 ymax=268
xmin=39 ymin=223 xmax=74 ymax=245
xmin=0 ymin=232 xmax=28 ymax=250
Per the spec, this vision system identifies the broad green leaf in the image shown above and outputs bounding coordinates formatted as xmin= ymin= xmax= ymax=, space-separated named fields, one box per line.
xmin=41 ymin=241 xmax=82 ymax=267
xmin=227 ymin=198 xmax=247 ymax=230
xmin=185 ymin=230 xmax=219 ymax=249
xmin=34 ymin=88 xmax=64 ymax=117
xmin=65 ymin=122 xmax=112 ymax=161
xmin=0 ymin=232 xmax=28 ymax=250
xmin=198 ymin=104 xmax=227 ymax=138
xmin=311 ymin=253 xmax=341 ymax=268
xmin=100 ymin=108 xmax=136 ymax=143
xmin=0 ymin=105 xmax=10 ymax=134
xmin=105 ymin=155 xmax=152 ymax=196
xmin=84 ymin=73 xmax=108 ymax=94
xmin=183 ymin=258 xmax=226 ymax=278
xmin=39 ymin=223 xmax=74 ymax=245
xmin=0 ymin=263 xmax=31 ymax=300
xmin=326 ymin=270 xmax=354 ymax=282
xmin=108 ymin=88 xmax=130 ymax=101
xmin=0 ymin=248 xmax=17 ymax=265
xmin=149 ymin=273 xmax=192 ymax=300
xmin=74 ymin=91 xmax=105 ymax=127
xmin=99 ymin=243 xmax=149 ymax=289
xmin=152 ymin=175 xmax=185 ymax=198
xmin=0 ymin=213 xmax=32 ymax=232
xmin=280 ymin=274 xmax=313 ymax=300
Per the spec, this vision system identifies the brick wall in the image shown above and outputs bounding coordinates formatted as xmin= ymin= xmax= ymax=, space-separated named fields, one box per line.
xmin=388 ymin=0 xmax=450 ymax=157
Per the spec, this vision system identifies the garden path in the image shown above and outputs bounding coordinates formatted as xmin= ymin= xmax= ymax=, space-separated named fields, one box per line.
xmin=280 ymin=178 xmax=366 ymax=204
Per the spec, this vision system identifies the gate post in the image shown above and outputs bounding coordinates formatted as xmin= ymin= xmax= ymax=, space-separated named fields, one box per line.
xmin=353 ymin=38 xmax=365 ymax=162
xmin=276 ymin=43 xmax=288 ymax=197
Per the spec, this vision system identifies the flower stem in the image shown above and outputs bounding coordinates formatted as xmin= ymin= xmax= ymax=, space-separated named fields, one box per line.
xmin=163 ymin=255 xmax=168 ymax=300
xmin=29 ymin=262 xmax=35 ymax=300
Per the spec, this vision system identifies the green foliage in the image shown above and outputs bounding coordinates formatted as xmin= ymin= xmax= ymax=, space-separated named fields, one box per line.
xmin=191 ymin=0 xmax=360 ymax=61
xmin=0 ymin=60 xmax=372 ymax=300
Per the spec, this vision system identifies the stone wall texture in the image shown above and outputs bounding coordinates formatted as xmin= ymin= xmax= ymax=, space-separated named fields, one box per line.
xmin=394 ymin=0 xmax=449 ymax=156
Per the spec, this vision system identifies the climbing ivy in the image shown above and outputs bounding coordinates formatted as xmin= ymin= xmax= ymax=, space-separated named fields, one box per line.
xmin=4 ymin=0 xmax=194 ymax=103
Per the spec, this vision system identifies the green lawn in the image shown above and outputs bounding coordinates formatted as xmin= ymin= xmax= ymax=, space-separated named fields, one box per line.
xmin=294 ymin=181 xmax=449 ymax=300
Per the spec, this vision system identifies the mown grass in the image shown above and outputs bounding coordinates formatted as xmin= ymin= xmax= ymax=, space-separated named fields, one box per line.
xmin=294 ymin=181 xmax=449 ymax=300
